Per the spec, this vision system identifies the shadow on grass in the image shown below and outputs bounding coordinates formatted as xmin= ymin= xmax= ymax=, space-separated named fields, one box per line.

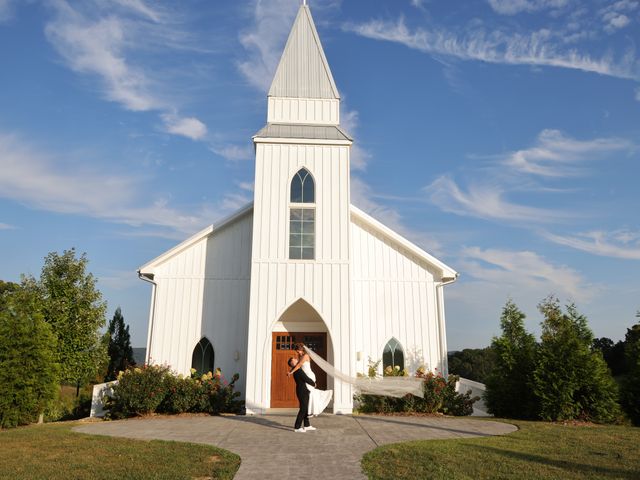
xmin=471 ymin=444 xmax=637 ymax=479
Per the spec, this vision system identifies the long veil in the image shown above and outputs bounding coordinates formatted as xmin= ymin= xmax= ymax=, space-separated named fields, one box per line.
xmin=304 ymin=346 xmax=423 ymax=398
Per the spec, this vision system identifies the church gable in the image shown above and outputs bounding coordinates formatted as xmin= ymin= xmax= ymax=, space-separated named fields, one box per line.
xmin=350 ymin=205 xmax=457 ymax=281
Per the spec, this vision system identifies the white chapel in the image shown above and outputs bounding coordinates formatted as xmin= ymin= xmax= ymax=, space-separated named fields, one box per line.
xmin=138 ymin=3 xmax=458 ymax=414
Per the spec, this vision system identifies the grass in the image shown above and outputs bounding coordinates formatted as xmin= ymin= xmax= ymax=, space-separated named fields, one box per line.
xmin=0 ymin=421 xmax=240 ymax=480
xmin=362 ymin=419 xmax=640 ymax=480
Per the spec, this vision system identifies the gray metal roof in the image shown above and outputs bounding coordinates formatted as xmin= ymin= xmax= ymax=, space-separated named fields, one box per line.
xmin=254 ymin=124 xmax=352 ymax=142
xmin=268 ymin=5 xmax=339 ymax=100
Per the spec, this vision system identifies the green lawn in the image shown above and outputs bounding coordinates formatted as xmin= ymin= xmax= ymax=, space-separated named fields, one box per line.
xmin=362 ymin=419 xmax=640 ymax=480
xmin=0 ymin=421 xmax=240 ymax=480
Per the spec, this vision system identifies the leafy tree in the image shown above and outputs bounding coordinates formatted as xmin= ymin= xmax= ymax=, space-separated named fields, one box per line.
xmin=105 ymin=307 xmax=136 ymax=381
xmin=0 ymin=287 xmax=59 ymax=428
xmin=484 ymin=299 xmax=538 ymax=419
xmin=592 ymin=337 xmax=627 ymax=376
xmin=26 ymin=249 xmax=107 ymax=391
xmin=448 ymin=347 xmax=495 ymax=383
xmin=0 ymin=280 xmax=19 ymax=297
xmin=620 ymin=318 xmax=640 ymax=425
xmin=533 ymin=296 xmax=620 ymax=423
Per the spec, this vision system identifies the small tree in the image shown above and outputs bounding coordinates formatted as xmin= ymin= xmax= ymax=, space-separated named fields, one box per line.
xmin=533 ymin=296 xmax=620 ymax=423
xmin=620 ymin=318 xmax=640 ymax=425
xmin=484 ymin=299 xmax=538 ymax=419
xmin=105 ymin=307 xmax=136 ymax=381
xmin=28 ymin=249 xmax=107 ymax=392
xmin=0 ymin=287 xmax=59 ymax=428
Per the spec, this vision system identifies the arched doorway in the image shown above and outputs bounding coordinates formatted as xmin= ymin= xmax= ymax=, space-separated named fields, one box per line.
xmin=270 ymin=299 xmax=331 ymax=408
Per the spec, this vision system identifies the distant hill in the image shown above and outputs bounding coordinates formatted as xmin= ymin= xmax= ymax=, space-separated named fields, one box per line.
xmin=132 ymin=348 xmax=146 ymax=366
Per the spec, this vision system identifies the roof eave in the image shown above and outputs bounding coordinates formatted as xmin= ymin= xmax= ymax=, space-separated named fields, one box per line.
xmin=138 ymin=203 xmax=254 ymax=275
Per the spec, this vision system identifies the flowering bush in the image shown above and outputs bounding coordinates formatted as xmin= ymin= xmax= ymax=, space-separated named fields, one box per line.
xmin=106 ymin=365 xmax=244 ymax=418
xmin=354 ymin=361 xmax=477 ymax=416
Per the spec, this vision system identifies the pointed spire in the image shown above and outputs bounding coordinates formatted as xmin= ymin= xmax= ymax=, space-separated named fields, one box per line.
xmin=268 ymin=4 xmax=339 ymax=100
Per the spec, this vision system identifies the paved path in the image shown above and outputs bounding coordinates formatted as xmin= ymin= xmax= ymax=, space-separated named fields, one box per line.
xmin=74 ymin=414 xmax=517 ymax=479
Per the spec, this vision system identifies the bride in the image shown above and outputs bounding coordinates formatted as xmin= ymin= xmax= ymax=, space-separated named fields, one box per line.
xmin=288 ymin=343 xmax=333 ymax=416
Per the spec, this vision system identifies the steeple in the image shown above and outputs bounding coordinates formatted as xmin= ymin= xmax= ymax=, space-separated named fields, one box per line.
xmin=268 ymin=4 xmax=339 ymax=100
xmin=264 ymin=3 xmax=341 ymax=126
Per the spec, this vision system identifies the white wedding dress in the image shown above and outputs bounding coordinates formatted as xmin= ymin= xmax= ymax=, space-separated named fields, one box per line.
xmin=301 ymin=360 xmax=333 ymax=416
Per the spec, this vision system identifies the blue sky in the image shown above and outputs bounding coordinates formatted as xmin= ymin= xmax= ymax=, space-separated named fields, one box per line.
xmin=1 ymin=0 xmax=639 ymax=351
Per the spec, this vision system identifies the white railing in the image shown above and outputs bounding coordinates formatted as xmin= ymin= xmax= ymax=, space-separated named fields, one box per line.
xmin=455 ymin=377 xmax=489 ymax=416
xmin=90 ymin=381 xmax=117 ymax=418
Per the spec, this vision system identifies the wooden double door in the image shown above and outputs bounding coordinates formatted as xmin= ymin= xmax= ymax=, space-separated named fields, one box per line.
xmin=270 ymin=332 xmax=328 ymax=408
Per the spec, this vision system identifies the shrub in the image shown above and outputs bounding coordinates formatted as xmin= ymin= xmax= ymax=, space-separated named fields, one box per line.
xmin=484 ymin=300 xmax=538 ymax=419
xmin=620 ymin=322 xmax=640 ymax=425
xmin=0 ymin=288 xmax=59 ymax=428
xmin=534 ymin=298 xmax=621 ymax=423
xmin=354 ymin=361 xmax=477 ymax=416
xmin=107 ymin=365 xmax=171 ymax=418
xmin=106 ymin=365 xmax=244 ymax=418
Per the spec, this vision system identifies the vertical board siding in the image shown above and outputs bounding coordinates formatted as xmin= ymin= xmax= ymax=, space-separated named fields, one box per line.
xmin=350 ymin=217 xmax=444 ymax=374
xmin=246 ymin=141 xmax=353 ymax=413
xmin=148 ymin=214 xmax=253 ymax=384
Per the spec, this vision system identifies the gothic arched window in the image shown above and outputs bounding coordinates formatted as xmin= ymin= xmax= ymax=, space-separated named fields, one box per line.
xmin=191 ymin=337 xmax=214 ymax=375
xmin=382 ymin=338 xmax=404 ymax=372
xmin=289 ymin=168 xmax=315 ymax=260
xmin=290 ymin=168 xmax=315 ymax=203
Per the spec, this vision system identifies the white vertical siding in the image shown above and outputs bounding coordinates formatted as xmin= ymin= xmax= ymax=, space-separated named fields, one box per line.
xmin=267 ymin=97 xmax=339 ymax=125
xmin=245 ymin=141 xmax=353 ymax=413
xmin=147 ymin=213 xmax=253 ymax=388
xmin=350 ymin=215 xmax=445 ymax=375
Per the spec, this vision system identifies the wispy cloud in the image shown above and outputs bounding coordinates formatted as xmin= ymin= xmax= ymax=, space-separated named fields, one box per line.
xmin=45 ymin=0 xmax=209 ymax=139
xmin=425 ymin=175 xmax=568 ymax=223
xmin=209 ymin=143 xmax=254 ymax=162
xmin=544 ymin=229 xmax=640 ymax=259
xmin=487 ymin=0 xmax=570 ymax=16
xmin=0 ymin=222 xmax=16 ymax=230
xmin=344 ymin=17 xmax=640 ymax=80
xmin=161 ymin=114 xmax=207 ymax=140
xmin=503 ymin=129 xmax=635 ymax=177
xmin=0 ymin=132 xmax=229 ymax=236
xmin=600 ymin=0 xmax=638 ymax=33
xmin=460 ymin=246 xmax=596 ymax=302
xmin=0 ymin=0 xmax=14 ymax=23
xmin=352 ymin=177 xmax=443 ymax=255
xmin=237 ymin=0 xmax=299 ymax=92
xmin=340 ymin=106 xmax=371 ymax=170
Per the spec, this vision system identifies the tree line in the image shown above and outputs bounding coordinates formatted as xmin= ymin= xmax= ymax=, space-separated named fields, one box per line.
xmin=0 ymin=249 xmax=136 ymax=428
xmin=450 ymin=297 xmax=640 ymax=424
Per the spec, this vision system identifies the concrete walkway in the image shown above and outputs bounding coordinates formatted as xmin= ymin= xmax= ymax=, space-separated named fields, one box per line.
xmin=74 ymin=414 xmax=517 ymax=479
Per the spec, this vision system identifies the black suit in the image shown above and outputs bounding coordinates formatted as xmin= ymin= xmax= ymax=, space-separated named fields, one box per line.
xmin=293 ymin=368 xmax=315 ymax=429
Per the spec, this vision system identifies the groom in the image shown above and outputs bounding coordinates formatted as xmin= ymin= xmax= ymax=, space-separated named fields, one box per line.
xmin=288 ymin=357 xmax=317 ymax=432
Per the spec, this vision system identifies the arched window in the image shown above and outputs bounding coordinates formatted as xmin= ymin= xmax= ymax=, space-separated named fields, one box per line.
xmin=289 ymin=168 xmax=315 ymax=260
xmin=290 ymin=168 xmax=315 ymax=203
xmin=382 ymin=338 xmax=404 ymax=372
xmin=191 ymin=337 xmax=214 ymax=375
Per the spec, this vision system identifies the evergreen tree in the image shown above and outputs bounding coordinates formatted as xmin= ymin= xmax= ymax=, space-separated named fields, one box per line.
xmin=484 ymin=299 xmax=538 ymax=419
xmin=27 ymin=249 xmax=107 ymax=390
xmin=105 ymin=307 xmax=136 ymax=381
xmin=533 ymin=296 xmax=620 ymax=423
xmin=0 ymin=287 xmax=59 ymax=428
xmin=620 ymin=318 xmax=640 ymax=425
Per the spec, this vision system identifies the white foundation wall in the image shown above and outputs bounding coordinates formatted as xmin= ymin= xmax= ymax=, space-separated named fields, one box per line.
xmin=245 ymin=141 xmax=353 ymax=414
xmin=148 ymin=214 xmax=253 ymax=389
xmin=350 ymin=215 xmax=446 ymax=376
